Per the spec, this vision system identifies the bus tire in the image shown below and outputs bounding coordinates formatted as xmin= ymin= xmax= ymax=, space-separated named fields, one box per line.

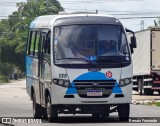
xmin=101 ymin=113 xmax=109 ymax=119
xmin=42 ymin=107 xmax=48 ymax=119
xmin=100 ymin=107 xmax=110 ymax=119
xmin=118 ymin=104 xmax=130 ymax=121
xmin=92 ymin=114 xmax=101 ymax=119
xmin=33 ymin=92 xmax=43 ymax=119
xmin=46 ymin=95 xmax=58 ymax=122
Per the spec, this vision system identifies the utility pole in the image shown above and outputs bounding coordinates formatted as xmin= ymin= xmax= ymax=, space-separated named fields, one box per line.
xmin=140 ymin=20 xmax=144 ymax=30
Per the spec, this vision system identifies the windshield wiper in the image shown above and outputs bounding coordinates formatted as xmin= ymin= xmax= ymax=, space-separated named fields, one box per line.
xmin=96 ymin=58 xmax=125 ymax=67
xmin=57 ymin=57 xmax=97 ymax=67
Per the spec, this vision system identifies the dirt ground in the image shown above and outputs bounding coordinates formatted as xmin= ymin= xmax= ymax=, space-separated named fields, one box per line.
xmin=132 ymin=91 xmax=160 ymax=100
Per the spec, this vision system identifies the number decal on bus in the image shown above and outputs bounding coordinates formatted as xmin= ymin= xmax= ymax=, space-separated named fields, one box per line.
xmin=59 ymin=74 xmax=68 ymax=78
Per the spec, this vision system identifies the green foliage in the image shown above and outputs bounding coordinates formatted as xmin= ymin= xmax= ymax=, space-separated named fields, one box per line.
xmin=0 ymin=75 xmax=9 ymax=83
xmin=0 ymin=62 xmax=14 ymax=76
xmin=0 ymin=0 xmax=63 ymax=72
xmin=0 ymin=62 xmax=13 ymax=83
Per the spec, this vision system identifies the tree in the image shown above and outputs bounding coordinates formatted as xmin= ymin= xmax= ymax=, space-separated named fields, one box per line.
xmin=148 ymin=17 xmax=160 ymax=29
xmin=0 ymin=0 xmax=63 ymax=73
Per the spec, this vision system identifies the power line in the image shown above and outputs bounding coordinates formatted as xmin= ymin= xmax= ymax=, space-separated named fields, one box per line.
xmin=59 ymin=0 xmax=144 ymax=4
xmin=64 ymin=8 xmax=160 ymax=15
xmin=0 ymin=15 xmax=159 ymax=20
xmin=0 ymin=5 xmax=17 ymax=7
xmin=119 ymin=16 xmax=159 ymax=19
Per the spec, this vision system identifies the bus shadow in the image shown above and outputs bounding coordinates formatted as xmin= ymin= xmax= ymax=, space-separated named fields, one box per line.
xmin=42 ymin=116 xmax=127 ymax=123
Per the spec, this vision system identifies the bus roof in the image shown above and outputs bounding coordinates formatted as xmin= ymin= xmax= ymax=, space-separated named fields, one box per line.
xmin=29 ymin=13 xmax=121 ymax=29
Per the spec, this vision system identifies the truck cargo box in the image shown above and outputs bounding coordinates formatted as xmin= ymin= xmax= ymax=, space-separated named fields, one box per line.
xmin=129 ymin=28 xmax=160 ymax=95
xmin=132 ymin=29 xmax=151 ymax=76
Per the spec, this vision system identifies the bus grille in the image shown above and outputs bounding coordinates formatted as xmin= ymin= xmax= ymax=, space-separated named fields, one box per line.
xmin=74 ymin=80 xmax=116 ymax=98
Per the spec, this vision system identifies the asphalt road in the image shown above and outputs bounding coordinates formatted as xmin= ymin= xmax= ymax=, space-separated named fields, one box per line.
xmin=0 ymin=80 xmax=160 ymax=126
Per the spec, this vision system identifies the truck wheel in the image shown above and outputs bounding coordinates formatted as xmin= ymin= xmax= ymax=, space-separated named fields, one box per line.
xmin=33 ymin=92 xmax=43 ymax=119
xmin=46 ymin=95 xmax=58 ymax=122
xmin=138 ymin=79 xmax=144 ymax=95
xmin=118 ymin=104 xmax=130 ymax=121
xmin=144 ymin=89 xmax=153 ymax=95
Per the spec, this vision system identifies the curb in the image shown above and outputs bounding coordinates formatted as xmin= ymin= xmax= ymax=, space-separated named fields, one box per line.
xmin=132 ymin=99 xmax=160 ymax=105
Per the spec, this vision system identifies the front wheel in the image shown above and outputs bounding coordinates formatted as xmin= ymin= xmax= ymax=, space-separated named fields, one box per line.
xmin=118 ymin=104 xmax=130 ymax=121
xmin=46 ymin=95 xmax=58 ymax=122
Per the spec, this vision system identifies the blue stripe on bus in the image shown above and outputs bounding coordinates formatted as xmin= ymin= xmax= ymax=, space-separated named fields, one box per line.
xmin=26 ymin=56 xmax=33 ymax=76
xmin=66 ymin=82 xmax=77 ymax=94
xmin=66 ymin=72 xmax=122 ymax=95
xmin=112 ymin=82 xmax=122 ymax=94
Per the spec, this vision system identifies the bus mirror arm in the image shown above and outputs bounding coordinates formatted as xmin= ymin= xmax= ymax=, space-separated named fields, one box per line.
xmin=126 ymin=28 xmax=137 ymax=50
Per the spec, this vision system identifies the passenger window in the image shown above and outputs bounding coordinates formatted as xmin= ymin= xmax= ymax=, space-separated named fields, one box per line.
xmin=35 ymin=32 xmax=40 ymax=57
xmin=26 ymin=31 xmax=31 ymax=55
xmin=30 ymin=31 xmax=36 ymax=56
xmin=44 ymin=33 xmax=51 ymax=55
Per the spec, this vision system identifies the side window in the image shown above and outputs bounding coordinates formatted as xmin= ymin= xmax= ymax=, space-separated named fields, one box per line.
xmin=44 ymin=32 xmax=51 ymax=55
xmin=26 ymin=31 xmax=32 ymax=55
xmin=41 ymin=34 xmax=45 ymax=54
xmin=35 ymin=32 xmax=40 ymax=57
xmin=30 ymin=31 xmax=36 ymax=56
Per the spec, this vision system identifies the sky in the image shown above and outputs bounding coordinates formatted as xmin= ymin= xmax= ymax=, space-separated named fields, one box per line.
xmin=0 ymin=0 xmax=160 ymax=31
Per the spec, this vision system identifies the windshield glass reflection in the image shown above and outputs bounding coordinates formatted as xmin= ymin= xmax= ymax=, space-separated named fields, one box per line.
xmin=54 ymin=25 xmax=130 ymax=67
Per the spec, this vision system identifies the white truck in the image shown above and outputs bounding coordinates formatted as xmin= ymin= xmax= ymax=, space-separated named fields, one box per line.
xmin=132 ymin=28 xmax=160 ymax=95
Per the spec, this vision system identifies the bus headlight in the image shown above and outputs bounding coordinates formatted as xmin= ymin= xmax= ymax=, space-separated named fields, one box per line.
xmin=59 ymin=80 xmax=64 ymax=85
xmin=119 ymin=78 xmax=132 ymax=87
xmin=64 ymin=81 xmax=70 ymax=87
xmin=53 ymin=79 xmax=70 ymax=87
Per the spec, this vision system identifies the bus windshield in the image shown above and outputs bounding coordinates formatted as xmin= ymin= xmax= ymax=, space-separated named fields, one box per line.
xmin=54 ymin=25 xmax=131 ymax=68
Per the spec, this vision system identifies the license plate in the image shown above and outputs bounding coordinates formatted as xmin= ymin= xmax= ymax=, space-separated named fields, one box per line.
xmin=87 ymin=91 xmax=102 ymax=96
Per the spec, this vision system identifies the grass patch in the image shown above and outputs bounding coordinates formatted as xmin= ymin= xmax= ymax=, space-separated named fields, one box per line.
xmin=147 ymin=102 xmax=160 ymax=107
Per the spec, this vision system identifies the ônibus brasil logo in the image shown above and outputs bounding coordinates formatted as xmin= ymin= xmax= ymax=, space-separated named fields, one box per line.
xmin=106 ymin=71 xmax=112 ymax=78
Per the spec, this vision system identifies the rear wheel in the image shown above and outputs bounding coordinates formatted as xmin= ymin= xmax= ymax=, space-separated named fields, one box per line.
xmin=46 ymin=95 xmax=58 ymax=122
xmin=118 ymin=104 xmax=130 ymax=121
xmin=33 ymin=92 xmax=43 ymax=119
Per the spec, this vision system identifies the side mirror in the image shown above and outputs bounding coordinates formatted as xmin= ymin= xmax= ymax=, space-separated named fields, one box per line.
xmin=131 ymin=36 xmax=137 ymax=48
xmin=130 ymin=43 xmax=134 ymax=54
xmin=126 ymin=28 xmax=137 ymax=54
